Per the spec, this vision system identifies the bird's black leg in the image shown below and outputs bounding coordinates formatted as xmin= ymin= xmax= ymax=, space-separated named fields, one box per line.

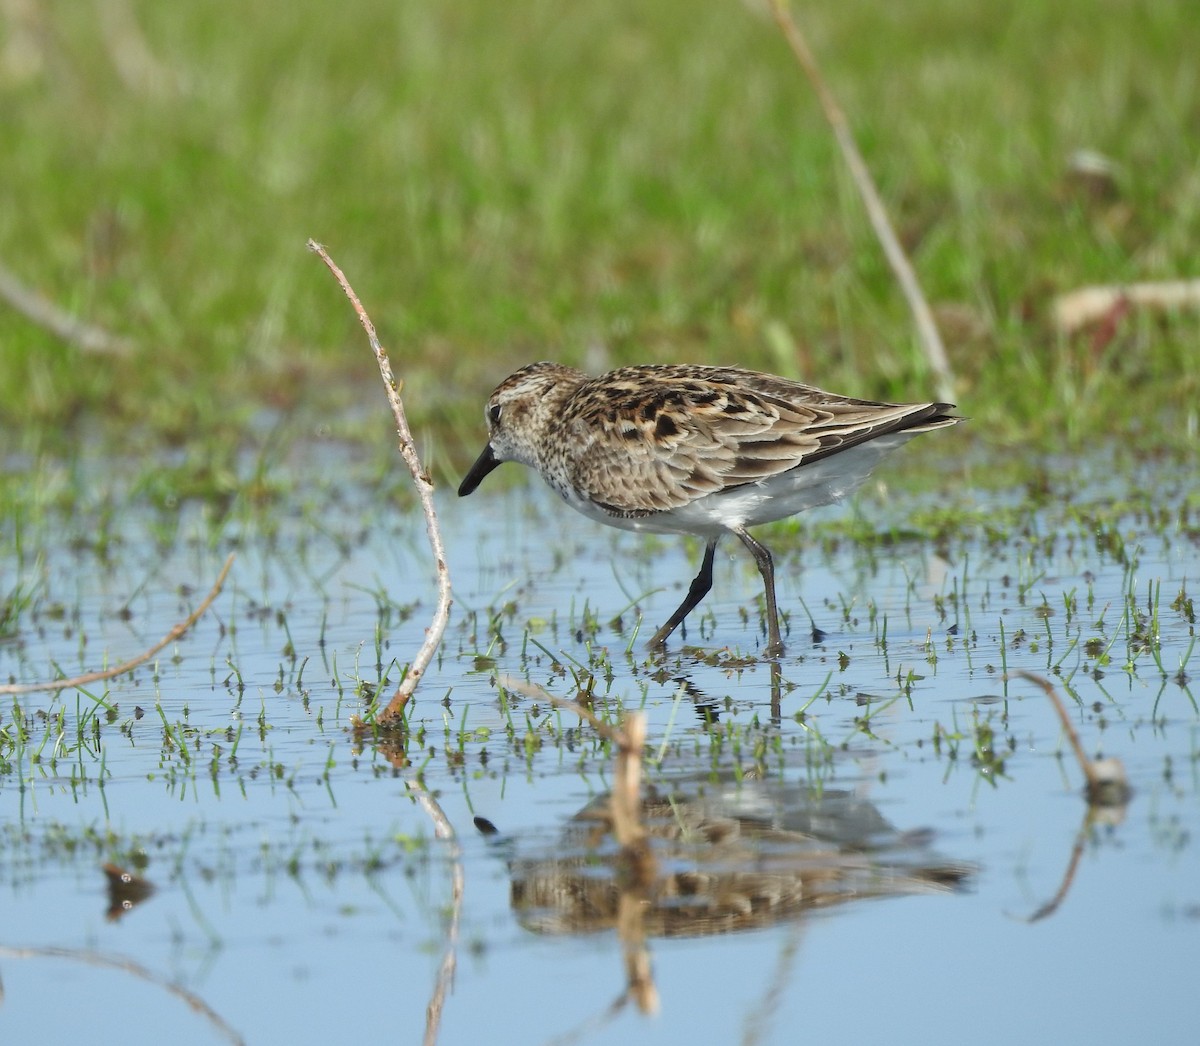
xmin=734 ymin=527 xmax=784 ymax=657
xmin=648 ymin=539 xmax=718 ymax=651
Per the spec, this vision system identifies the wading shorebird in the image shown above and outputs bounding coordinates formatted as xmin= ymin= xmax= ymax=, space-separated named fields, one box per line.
xmin=459 ymin=362 xmax=961 ymax=657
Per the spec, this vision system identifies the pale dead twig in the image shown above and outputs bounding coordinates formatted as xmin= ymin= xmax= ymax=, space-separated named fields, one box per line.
xmin=1052 ymin=278 xmax=1200 ymax=335
xmin=500 ymin=676 xmax=618 ymax=740
xmin=767 ymin=1 xmax=956 ymax=404
xmin=306 ymin=239 xmax=452 ymax=724
xmin=0 ymin=554 xmax=234 ymax=696
xmin=0 ymin=259 xmax=135 ymax=356
xmin=1009 ymin=670 xmax=1131 ymax=806
xmin=498 ymin=675 xmax=651 ymax=858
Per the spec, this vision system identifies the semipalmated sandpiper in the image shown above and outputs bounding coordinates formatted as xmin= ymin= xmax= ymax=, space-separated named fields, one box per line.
xmin=459 ymin=363 xmax=961 ymax=656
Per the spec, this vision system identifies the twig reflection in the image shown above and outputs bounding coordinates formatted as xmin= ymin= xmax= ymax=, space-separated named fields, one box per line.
xmin=1005 ymin=671 xmax=1133 ymax=923
xmin=366 ymin=732 xmax=465 ymax=1045
xmin=408 ymin=780 xmax=464 ymax=1046
xmin=0 ymin=943 xmax=243 ymax=1045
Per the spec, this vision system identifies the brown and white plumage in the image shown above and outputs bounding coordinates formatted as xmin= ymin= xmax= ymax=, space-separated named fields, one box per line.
xmin=459 ymin=362 xmax=961 ymax=656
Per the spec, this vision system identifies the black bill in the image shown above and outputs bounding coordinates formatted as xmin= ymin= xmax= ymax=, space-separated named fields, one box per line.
xmin=458 ymin=444 xmax=502 ymax=496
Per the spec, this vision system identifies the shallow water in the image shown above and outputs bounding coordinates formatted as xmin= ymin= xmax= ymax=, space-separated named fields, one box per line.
xmin=1 ymin=444 xmax=1197 ymax=1045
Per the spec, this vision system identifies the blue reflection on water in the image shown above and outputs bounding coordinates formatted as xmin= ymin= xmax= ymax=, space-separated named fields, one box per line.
xmin=0 ymin=454 xmax=1196 ymax=1045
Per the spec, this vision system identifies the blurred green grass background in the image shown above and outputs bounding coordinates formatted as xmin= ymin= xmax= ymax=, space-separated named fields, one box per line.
xmin=2 ymin=0 xmax=1198 ymax=487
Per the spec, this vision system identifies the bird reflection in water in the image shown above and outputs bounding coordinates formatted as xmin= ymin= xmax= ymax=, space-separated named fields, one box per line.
xmin=495 ymin=779 xmax=972 ymax=939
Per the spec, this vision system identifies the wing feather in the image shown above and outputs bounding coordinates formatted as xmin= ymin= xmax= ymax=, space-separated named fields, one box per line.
xmin=553 ymin=366 xmax=956 ymax=516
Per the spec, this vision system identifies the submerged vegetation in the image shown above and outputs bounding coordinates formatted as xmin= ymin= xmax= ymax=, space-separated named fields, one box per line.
xmin=2 ymin=453 xmax=1194 ymax=792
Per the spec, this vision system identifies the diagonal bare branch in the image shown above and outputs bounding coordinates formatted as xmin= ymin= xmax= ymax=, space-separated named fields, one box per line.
xmin=306 ymin=239 xmax=452 ymax=724
xmin=768 ymin=1 xmax=956 ymax=402
xmin=0 ymin=554 xmax=234 ymax=696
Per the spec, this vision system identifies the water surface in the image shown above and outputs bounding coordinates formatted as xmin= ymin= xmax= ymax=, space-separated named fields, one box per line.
xmin=1 ymin=444 xmax=1196 ymax=1045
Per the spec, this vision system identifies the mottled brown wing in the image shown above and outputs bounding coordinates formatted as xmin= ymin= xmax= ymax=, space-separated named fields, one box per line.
xmin=557 ymin=367 xmax=955 ymax=516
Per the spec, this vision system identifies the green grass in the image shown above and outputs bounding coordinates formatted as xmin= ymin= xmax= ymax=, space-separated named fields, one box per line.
xmin=2 ymin=0 xmax=1198 ymax=495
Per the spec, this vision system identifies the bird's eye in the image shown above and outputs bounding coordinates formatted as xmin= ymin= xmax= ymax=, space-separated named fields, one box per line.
xmin=487 ymin=403 xmax=502 ymax=425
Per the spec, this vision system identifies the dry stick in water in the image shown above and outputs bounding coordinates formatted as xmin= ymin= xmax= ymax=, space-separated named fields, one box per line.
xmin=499 ymin=676 xmax=654 ymax=875
xmin=1010 ymin=670 xmax=1131 ymax=805
xmin=305 ymin=240 xmax=459 ymax=1031
xmin=306 ymin=239 xmax=452 ymax=724
xmin=768 ymin=1 xmax=956 ymax=403
xmin=1009 ymin=671 xmax=1131 ymax=923
xmin=0 ymin=554 xmax=234 ymax=696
